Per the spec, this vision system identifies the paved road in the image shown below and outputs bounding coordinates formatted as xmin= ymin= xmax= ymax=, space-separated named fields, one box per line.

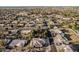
xmin=43 ymin=20 xmax=57 ymax=52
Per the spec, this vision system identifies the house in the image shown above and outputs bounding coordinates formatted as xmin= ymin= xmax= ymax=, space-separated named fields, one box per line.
xmin=12 ymin=20 xmax=18 ymax=24
xmin=30 ymin=38 xmax=49 ymax=48
xmin=55 ymin=15 xmax=63 ymax=19
xmin=76 ymin=20 xmax=79 ymax=29
xmin=9 ymin=40 xmax=27 ymax=48
xmin=0 ymin=24 xmax=4 ymax=27
xmin=8 ymin=29 xmax=18 ymax=35
xmin=17 ymin=12 xmax=28 ymax=16
xmin=54 ymin=26 xmax=62 ymax=34
xmin=76 ymin=20 xmax=79 ymax=25
xmin=21 ymin=30 xmax=31 ymax=35
xmin=63 ymin=17 xmax=71 ymax=20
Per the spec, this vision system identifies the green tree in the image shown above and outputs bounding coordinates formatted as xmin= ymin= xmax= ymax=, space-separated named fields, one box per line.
xmin=0 ymin=40 xmax=6 ymax=47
